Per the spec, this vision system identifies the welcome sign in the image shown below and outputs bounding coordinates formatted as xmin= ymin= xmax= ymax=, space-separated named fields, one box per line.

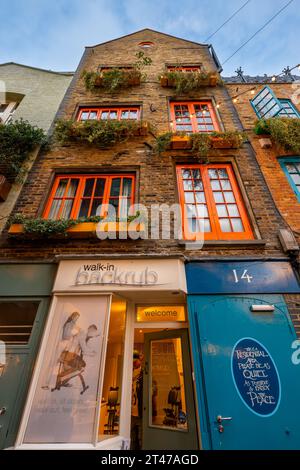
xmin=136 ymin=305 xmax=186 ymax=322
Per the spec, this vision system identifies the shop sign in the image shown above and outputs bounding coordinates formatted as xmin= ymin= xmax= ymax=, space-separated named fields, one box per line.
xmin=231 ymin=337 xmax=281 ymax=417
xmin=186 ymin=261 xmax=300 ymax=294
xmin=136 ymin=305 xmax=186 ymax=322
xmin=54 ymin=259 xmax=187 ymax=293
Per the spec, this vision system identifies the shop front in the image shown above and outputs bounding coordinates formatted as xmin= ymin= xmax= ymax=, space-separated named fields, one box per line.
xmin=0 ymin=263 xmax=56 ymax=449
xmin=14 ymin=258 xmax=199 ymax=450
xmin=186 ymin=260 xmax=300 ymax=450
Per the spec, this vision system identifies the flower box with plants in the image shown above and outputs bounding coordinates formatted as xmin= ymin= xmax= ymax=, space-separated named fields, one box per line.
xmin=158 ymin=70 xmax=221 ymax=93
xmin=82 ymin=51 xmax=152 ymax=93
xmin=8 ymin=213 xmax=145 ymax=239
xmin=254 ymin=117 xmax=300 ymax=153
xmin=155 ymin=131 xmax=246 ymax=155
xmin=53 ymin=119 xmax=150 ymax=148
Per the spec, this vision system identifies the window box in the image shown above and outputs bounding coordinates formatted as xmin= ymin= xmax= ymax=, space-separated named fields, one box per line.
xmin=0 ymin=175 xmax=12 ymax=201
xmin=159 ymin=71 xmax=219 ymax=90
xmin=170 ymin=135 xmax=192 ymax=150
xmin=210 ymin=136 xmax=241 ymax=149
xmin=8 ymin=221 xmax=146 ymax=239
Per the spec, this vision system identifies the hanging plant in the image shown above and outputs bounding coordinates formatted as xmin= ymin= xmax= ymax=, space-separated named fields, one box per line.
xmin=254 ymin=117 xmax=300 ymax=153
xmin=53 ymin=119 xmax=149 ymax=148
xmin=0 ymin=119 xmax=45 ymax=179
xmin=82 ymin=51 xmax=152 ymax=93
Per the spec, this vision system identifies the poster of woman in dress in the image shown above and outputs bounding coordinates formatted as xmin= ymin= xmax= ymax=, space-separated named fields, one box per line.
xmin=24 ymin=295 xmax=110 ymax=444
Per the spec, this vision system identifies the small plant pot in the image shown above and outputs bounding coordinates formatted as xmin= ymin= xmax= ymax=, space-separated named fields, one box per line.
xmin=209 ymin=74 xmax=218 ymax=86
xmin=94 ymin=76 xmax=103 ymax=87
xmin=127 ymin=76 xmax=141 ymax=86
xmin=160 ymin=76 xmax=169 ymax=87
xmin=171 ymin=136 xmax=192 ymax=150
xmin=167 ymin=77 xmax=176 ymax=87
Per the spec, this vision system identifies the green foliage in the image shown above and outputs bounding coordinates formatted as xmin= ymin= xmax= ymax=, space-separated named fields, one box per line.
xmin=211 ymin=130 xmax=247 ymax=147
xmin=154 ymin=132 xmax=173 ymax=153
xmin=53 ymin=119 xmax=146 ymax=148
xmin=159 ymin=70 xmax=221 ymax=94
xmin=0 ymin=119 xmax=45 ymax=178
xmin=82 ymin=51 xmax=152 ymax=93
xmin=190 ymin=133 xmax=212 ymax=157
xmin=254 ymin=117 xmax=300 ymax=153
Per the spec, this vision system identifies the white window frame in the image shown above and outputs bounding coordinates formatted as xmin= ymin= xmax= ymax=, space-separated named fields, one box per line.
xmin=0 ymin=102 xmax=17 ymax=124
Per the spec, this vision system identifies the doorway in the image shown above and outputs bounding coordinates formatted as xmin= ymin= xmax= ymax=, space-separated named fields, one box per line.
xmin=131 ymin=326 xmax=198 ymax=450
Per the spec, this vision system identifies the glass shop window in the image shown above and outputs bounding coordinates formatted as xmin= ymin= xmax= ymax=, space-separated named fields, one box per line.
xmin=0 ymin=301 xmax=40 ymax=345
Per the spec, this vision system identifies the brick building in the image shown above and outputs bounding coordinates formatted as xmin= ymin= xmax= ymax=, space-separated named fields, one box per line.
xmin=1 ymin=29 xmax=300 ymax=451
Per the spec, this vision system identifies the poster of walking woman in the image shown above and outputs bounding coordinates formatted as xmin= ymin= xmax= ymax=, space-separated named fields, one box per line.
xmin=24 ymin=295 xmax=111 ymax=443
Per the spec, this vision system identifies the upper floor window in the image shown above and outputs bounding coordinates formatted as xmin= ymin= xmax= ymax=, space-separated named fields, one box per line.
xmin=78 ymin=107 xmax=140 ymax=121
xmin=138 ymin=41 xmax=154 ymax=48
xmin=177 ymin=164 xmax=253 ymax=240
xmin=279 ymin=158 xmax=300 ymax=202
xmin=251 ymin=86 xmax=300 ymax=119
xmin=0 ymin=102 xmax=18 ymax=124
xmin=43 ymin=174 xmax=135 ymax=220
xmin=170 ymin=101 xmax=220 ymax=133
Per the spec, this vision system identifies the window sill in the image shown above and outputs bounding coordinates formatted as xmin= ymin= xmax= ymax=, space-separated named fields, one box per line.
xmin=8 ymin=222 xmax=146 ymax=240
xmin=168 ymin=135 xmax=244 ymax=150
xmin=178 ymin=239 xmax=266 ymax=248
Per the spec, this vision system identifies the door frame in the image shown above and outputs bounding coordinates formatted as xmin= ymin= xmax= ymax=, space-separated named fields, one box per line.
xmin=187 ymin=294 xmax=298 ymax=450
xmin=142 ymin=328 xmax=199 ymax=450
xmin=0 ymin=296 xmax=50 ymax=449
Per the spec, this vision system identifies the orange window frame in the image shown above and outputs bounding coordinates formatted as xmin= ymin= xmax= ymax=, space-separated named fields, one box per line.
xmin=170 ymin=101 xmax=220 ymax=133
xmin=77 ymin=107 xmax=140 ymax=121
xmin=43 ymin=174 xmax=135 ymax=220
xmin=176 ymin=164 xmax=253 ymax=241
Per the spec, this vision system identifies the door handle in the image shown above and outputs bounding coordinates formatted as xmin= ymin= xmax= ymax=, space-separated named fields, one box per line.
xmin=216 ymin=415 xmax=232 ymax=423
xmin=216 ymin=415 xmax=232 ymax=433
xmin=0 ymin=407 xmax=6 ymax=416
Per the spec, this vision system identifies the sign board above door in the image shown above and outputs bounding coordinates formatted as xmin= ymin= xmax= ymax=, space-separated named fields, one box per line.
xmin=186 ymin=261 xmax=300 ymax=294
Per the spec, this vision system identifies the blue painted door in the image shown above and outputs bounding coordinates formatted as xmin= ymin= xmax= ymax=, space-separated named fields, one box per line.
xmin=188 ymin=295 xmax=300 ymax=450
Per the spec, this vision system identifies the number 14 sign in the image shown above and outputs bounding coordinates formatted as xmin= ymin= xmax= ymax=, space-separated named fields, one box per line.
xmin=233 ymin=269 xmax=253 ymax=284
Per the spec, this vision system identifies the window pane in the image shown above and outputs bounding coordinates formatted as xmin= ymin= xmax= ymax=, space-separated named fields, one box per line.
xmin=187 ymin=205 xmax=196 ymax=217
xmin=184 ymin=193 xmax=194 ymax=203
xmin=149 ymin=338 xmax=188 ymax=431
xmin=216 ymin=205 xmax=228 ymax=217
xmin=101 ymin=111 xmax=108 ymax=120
xmin=227 ymin=205 xmax=240 ymax=217
xmin=89 ymin=112 xmax=98 ymax=120
xmin=220 ymin=219 xmax=231 ymax=232
xmin=80 ymin=112 xmax=89 ymax=121
xmin=83 ymin=179 xmax=95 ymax=198
xmin=54 ymin=179 xmax=68 ymax=197
xmin=183 ymin=180 xmax=193 ymax=191
xmin=122 ymin=178 xmax=132 ymax=197
xmin=95 ymin=179 xmax=106 ymax=197
xmin=224 ymin=192 xmax=235 ymax=203
xmin=78 ymin=199 xmax=90 ymax=218
xmin=291 ymin=174 xmax=300 ymax=185
xmin=195 ymin=192 xmax=206 ymax=203
xmin=197 ymin=205 xmax=208 ymax=217
xmin=231 ymin=218 xmax=244 ymax=232
xmin=221 ymin=180 xmax=231 ymax=190
xmin=199 ymin=219 xmax=211 ymax=232
xmin=213 ymin=192 xmax=224 ymax=203
xmin=90 ymin=199 xmax=102 ymax=217
xmin=0 ymin=301 xmax=39 ymax=345
xmin=211 ymin=181 xmax=221 ymax=190
xmin=60 ymin=199 xmax=74 ymax=219
xmin=188 ymin=218 xmax=198 ymax=233
xmin=208 ymin=169 xmax=218 ymax=179
xmin=110 ymin=179 xmax=121 ymax=197
xmin=181 ymin=169 xmax=191 ymax=179
xmin=194 ymin=180 xmax=203 ymax=191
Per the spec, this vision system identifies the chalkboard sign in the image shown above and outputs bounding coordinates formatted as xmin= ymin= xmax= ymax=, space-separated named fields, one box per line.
xmin=231 ymin=338 xmax=281 ymax=417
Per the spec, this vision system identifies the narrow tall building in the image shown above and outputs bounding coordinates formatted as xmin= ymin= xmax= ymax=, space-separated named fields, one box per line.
xmin=1 ymin=30 xmax=300 ymax=451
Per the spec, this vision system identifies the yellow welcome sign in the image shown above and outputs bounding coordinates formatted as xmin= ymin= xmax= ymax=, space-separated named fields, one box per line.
xmin=136 ymin=305 xmax=186 ymax=322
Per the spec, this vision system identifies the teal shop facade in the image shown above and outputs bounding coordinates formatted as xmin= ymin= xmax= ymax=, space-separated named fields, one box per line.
xmin=186 ymin=259 xmax=300 ymax=450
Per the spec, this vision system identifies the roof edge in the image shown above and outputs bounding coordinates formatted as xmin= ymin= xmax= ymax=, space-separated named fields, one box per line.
xmin=85 ymin=28 xmax=209 ymax=49
xmin=0 ymin=62 xmax=74 ymax=76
